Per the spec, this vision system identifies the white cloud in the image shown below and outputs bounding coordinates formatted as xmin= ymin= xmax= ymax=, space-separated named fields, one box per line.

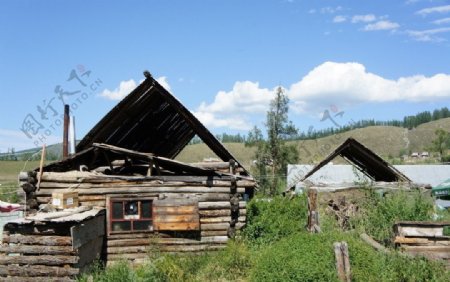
xmin=100 ymin=79 xmax=138 ymax=100
xmin=194 ymin=62 xmax=450 ymax=130
xmin=192 ymin=111 xmax=252 ymax=131
xmin=197 ymin=81 xmax=275 ymax=115
xmin=407 ymin=27 xmax=450 ymax=41
xmin=416 ymin=5 xmax=450 ymax=16
xmin=194 ymin=81 xmax=277 ymax=130
xmin=320 ymin=6 xmax=342 ymax=14
xmin=333 ymin=15 xmax=347 ymax=23
xmin=432 ymin=17 xmax=450 ymax=25
xmin=156 ymin=76 xmax=172 ymax=92
xmin=308 ymin=9 xmax=316 ymax=14
xmin=100 ymin=76 xmax=171 ymax=100
xmin=288 ymin=62 xmax=450 ymax=112
xmin=351 ymin=14 xmax=376 ymax=23
xmin=363 ymin=20 xmax=400 ymax=31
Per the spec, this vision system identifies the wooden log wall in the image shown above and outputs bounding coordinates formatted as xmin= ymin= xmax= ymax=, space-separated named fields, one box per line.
xmin=394 ymin=221 xmax=450 ymax=269
xmin=0 ymin=214 xmax=105 ymax=281
xmin=19 ymin=171 xmax=255 ymax=264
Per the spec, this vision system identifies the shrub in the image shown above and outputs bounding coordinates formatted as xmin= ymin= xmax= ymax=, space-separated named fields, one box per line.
xmin=243 ymin=194 xmax=308 ymax=246
xmin=353 ymin=189 xmax=433 ymax=245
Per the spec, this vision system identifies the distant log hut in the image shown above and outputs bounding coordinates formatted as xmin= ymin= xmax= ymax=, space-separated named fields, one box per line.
xmin=8 ymin=72 xmax=256 ymax=267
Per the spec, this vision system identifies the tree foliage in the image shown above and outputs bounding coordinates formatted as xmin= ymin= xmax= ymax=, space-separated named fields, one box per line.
xmin=247 ymin=87 xmax=299 ymax=195
xmin=431 ymin=128 xmax=450 ymax=161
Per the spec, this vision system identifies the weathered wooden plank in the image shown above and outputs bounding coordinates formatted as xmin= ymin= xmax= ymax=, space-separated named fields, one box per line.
xmin=199 ymin=201 xmax=230 ymax=210
xmin=71 ymin=214 xmax=105 ymax=249
xmin=200 ymin=216 xmax=231 ymax=223
xmin=397 ymin=226 xmax=444 ymax=237
xmin=107 ymin=244 xmax=226 ymax=257
xmin=39 ymin=173 xmax=255 ymax=186
xmin=0 ymin=265 xmax=79 ymax=277
xmin=201 ymin=230 xmax=228 ymax=237
xmin=199 ymin=209 xmax=231 ymax=217
xmin=0 ymin=255 xmax=78 ymax=265
xmin=154 ymin=222 xmax=200 ymax=231
xmin=153 ymin=214 xmax=199 ymax=223
xmin=360 ymin=233 xmax=390 ymax=254
xmin=36 ymin=187 xmax=245 ymax=195
xmin=79 ymin=201 xmax=106 ymax=207
xmin=200 ymin=216 xmax=245 ymax=223
xmin=153 ymin=206 xmax=197 ymax=214
xmin=200 ymin=236 xmax=228 ymax=243
xmin=0 ymin=245 xmax=74 ymax=255
xmin=107 ymin=233 xmax=154 ymax=239
xmin=153 ymin=198 xmax=197 ymax=206
xmin=0 ymin=277 xmax=75 ymax=282
xmin=402 ymin=246 xmax=450 ymax=252
xmin=108 ymin=237 xmax=203 ymax=247
xmin=2 ymin=234 xmax=72 ymax=246
xmin=201 ymin=223 xmax=229 ymax=231
xmin=76 ymin=235 xmax=104 ymax=269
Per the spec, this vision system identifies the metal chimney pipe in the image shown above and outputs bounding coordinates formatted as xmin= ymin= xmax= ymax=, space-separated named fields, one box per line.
xmin=69 ymin=115 xmax=76 ymax=155
xmin=63 ymin=104 xmax=69 ymax=159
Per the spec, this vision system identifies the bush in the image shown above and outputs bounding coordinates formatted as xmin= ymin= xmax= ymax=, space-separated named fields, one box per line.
xmin=243 ymin=194 xmax=308 ymax=246
xmin=250 ymin=232 xmax=450 ymax=282
xmin=353 ymin=189 xmax=433 ymax=245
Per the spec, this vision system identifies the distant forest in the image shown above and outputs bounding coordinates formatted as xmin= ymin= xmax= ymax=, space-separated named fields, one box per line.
xmin=190 ymin=106 xmax=450 ymax=144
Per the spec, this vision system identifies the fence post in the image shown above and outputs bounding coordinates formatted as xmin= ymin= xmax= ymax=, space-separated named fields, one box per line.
xmin=307 ymin=188 xmax=320 ymax=232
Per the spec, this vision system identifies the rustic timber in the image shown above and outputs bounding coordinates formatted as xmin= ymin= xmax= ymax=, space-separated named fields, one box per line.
xmin=0 ymin=265 xmax=79 ymax=277
xmin=360 ymin=233 xmax=390 ymax=254
xmin=0 ymin=245 xmax=74 ymax=255
xmin=2 ymin=234 xmax=72 ymax=246
xmin=0 ymin=255 xmax=78 ymax=265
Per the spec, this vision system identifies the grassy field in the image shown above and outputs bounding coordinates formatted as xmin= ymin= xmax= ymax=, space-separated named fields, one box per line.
xmin=78 ymin=191 xmax=450 ymax=282
xmin=0 ymin=160 xmax=43 ymax=202
xmin=177 ymin=117 xmax=450 ymax=166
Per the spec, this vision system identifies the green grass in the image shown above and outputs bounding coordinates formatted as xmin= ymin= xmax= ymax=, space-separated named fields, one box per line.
xmin=79 ymin=189 xmax=449 ymax=282
xmin=0 ymin=160 xmax=42 ymax=203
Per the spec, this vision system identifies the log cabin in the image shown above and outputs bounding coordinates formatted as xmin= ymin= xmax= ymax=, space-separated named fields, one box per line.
xmin=6 ymin=71 xmax=257 ymax=270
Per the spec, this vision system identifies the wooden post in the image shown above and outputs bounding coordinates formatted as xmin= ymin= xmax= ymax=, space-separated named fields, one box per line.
xmin=62 ymin=104 xmax=70 ymax=159
xmin=36 ymin=144 xmax=46 ymax=191
xmin=334 ymin=242 xmax=346 ymax=281
xmin=360 ymin=233 xmax=390 ymax=254
xmin=334 ymin=241 xmax=351 ymax=282
xmin=307 ymin=188 xmax=320 ymax=233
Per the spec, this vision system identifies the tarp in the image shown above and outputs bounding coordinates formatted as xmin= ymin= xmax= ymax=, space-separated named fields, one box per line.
xmin=432 ymin=178 xmax=450 ymax=200
xmin=0 ymin=200 xmax=21 ymax=213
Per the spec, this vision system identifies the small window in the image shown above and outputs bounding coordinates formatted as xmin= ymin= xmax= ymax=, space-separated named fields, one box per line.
xmin=109 ymin=199 xmax=153 ymax=233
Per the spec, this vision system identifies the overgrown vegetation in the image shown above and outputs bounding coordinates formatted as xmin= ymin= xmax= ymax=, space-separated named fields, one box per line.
xmin=353 ymin=189 xmax=434 ymax=245
xmin=79 ymin=190 xmax=449 ymax=282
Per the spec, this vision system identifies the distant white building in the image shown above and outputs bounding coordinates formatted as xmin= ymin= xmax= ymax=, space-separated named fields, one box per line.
xmin=421 ymin=152 xmax=430 ymax=158
xmin=411 ymin=152 xmax=419 ymax=158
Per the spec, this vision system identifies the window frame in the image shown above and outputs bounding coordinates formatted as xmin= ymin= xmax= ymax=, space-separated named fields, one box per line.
xmin=107 ymin=197 xmax=154 ymax=234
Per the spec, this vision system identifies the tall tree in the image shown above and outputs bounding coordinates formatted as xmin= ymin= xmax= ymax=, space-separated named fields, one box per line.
xmin=247 ymin=87 xmax=299 ymax=195
xmin=431 ymin=129 xmax=450 ymax=161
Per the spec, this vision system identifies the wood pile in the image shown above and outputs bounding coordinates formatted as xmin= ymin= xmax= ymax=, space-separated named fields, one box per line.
xmin=394 ymin=221 xmax=450 ymax=268
xmin=0 ymin=207 xmax=105 ymax=281
xmin=326 ymin=197 xmax=358 ymax=230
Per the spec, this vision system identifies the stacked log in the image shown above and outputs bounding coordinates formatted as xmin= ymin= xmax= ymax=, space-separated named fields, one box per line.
xmin=394 ymin=221 xmax=450 ymax=269
xmin=19 ymin=171 xmax=255 ymax=265
xmin=0 ymin=212 xmax=105 ymax=281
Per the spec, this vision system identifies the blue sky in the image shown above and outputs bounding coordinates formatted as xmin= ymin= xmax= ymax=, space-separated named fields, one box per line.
xmin=1 ymin=0 xmax=450 ymax=152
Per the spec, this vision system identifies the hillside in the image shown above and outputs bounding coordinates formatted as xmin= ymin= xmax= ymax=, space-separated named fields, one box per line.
xmin=176 ymin=117 xmax=450 ymax=166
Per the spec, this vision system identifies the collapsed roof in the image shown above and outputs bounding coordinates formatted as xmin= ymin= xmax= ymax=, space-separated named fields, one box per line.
xmin=73 ymin=71 xmax=247 ymax=174
xmin=298 ymin=138 xmax=410 ymax=184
